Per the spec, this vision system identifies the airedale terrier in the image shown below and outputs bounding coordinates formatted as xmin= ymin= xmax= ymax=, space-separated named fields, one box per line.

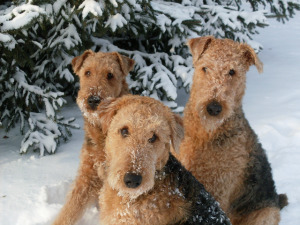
xmin=87 ymin=95 xmax=231 ymax=225
xmin=178 ymin=36 xmax=288 ymax=225
xmin=52 ymin=50 xmax=135 ymax=225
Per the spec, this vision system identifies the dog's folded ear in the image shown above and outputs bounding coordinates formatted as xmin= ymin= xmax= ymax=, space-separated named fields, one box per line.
xmin=97 ymin=98 xmax=119 ymax=134
xmin=113 ymin=52 xmax=135 ymax=76
xmin=169 ymin=113 xmax=184 ymax=153
xmin=188 ymin=36 xmax=214 ymax=64
xmin=72 ymin=49 xmax=94 ymax=74
xmin=240 ymin=43 xmax=263 ymax=74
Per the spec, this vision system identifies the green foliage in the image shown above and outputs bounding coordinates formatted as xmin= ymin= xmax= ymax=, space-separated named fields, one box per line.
xmin=0 ymin=0 xmax=299 ymax=155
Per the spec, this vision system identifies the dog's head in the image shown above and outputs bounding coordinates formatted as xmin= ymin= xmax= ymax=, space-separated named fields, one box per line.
xmin=188 ymin=36 xmax=263 ymax=132
xmin=92 ymin=95 xmax=184 ymax=199
xmin=72 ymin=50 xmax=135 ymax=122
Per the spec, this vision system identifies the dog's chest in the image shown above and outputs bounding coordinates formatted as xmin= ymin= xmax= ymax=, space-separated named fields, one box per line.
xmin=200 ymin=145 xmax=247 ymax=185
xmin=99 ymin=184 xmax=189 ymax=225
xmin=181 ymin=135 xmax=249 ymax=209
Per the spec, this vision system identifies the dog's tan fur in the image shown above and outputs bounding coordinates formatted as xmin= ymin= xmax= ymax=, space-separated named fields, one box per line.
xmin=74 ymin=50 xmax=134 ymax=121
xmin=230 ymin=207 xmax=280 ymax=225
xmin=52 ymin=50 xmax=134 ymax=225
xmin=86 ymin=95 xmax=187 ymax=225
xmin=179 ymin=36 xmax=285 ymax=224
xmin=179 ymin=36 xmax=263 ymax=210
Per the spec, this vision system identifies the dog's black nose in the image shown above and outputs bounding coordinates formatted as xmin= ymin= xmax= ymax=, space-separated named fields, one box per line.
xmin=124 ymin=173 xmax=142 ymax=188
xmin=206 ymin=101 xmax=222 ymax=116
xmin=87 ymin=96 xmax=101 ymax=109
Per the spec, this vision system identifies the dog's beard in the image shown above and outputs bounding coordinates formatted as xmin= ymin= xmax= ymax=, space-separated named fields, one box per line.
xmin=77 ymin=96 xmax=102 ymax=126
xmin=197 ymin=104 xmax=225 ymax=132
xmin=107 ymin=163 xmax=156 ymax=201
xmin=197 ymin=101 xmax=234 ymax=133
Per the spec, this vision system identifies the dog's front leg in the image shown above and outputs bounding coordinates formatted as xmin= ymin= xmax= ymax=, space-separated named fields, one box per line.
xmin=52 ymin=147 xmax=102 ymax=225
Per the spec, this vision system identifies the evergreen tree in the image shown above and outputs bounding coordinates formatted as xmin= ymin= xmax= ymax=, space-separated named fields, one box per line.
xmin=0 ymin=0 xmax=299 ymax=155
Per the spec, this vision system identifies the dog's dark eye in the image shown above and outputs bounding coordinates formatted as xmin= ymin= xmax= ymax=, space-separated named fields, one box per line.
xmin=107 ymin=73 xmax=114 ymax=80
xmin=85 ymin=71 xmax=91 ymax=77
xmin=120 ymin=127 xmax=129 ymax=137
xmin=148 ymin=133 xmax=157 ymax=143
xmin=202 ymin=67 xmax=207 ymax=72
xmin=229 ymin=69 xmax=235 ymax=76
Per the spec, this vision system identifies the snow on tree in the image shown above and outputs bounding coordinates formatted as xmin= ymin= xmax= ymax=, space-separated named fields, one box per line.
xmin=0 ymin=1 xmax=81 ymax=156
xmin=0 ymin=0 xmax=299 ymax=155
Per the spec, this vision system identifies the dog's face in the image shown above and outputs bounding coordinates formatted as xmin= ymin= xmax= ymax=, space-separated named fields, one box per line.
xmin=94 ymin=96 xmax=183 ymax=199
xmin=188 ymin=36 xmax=263 ymax=131
xmin=72 ymin=50 xmax=135 ymax=123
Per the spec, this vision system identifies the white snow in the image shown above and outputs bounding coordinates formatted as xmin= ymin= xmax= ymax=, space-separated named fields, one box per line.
xmin=78 ymin=0 xmax=103 ymax=19
xmin=200 ymin=5 xmax=268 ymax=51
xmin=53 ymin=0 xmax=67 ymax=14
xmin=0 ymin=33 xmax=12 ymax=42
xmin=0 ymin=33 xmax=16 ymax=50
xmin=1 ymin=14 xmax=300 ymax=225
xmin=13 ymin=70 xmax=65 ymax=101
xmin=0 ymin=3 xmax=46 ymax=32
xmin=49 ymin=24 xmax=82 ymax=50
xmin=151 ymin=1 xmax=197 ymax=21
xmin=109 ymin=0 xmax=118 ymax=8
xmin=105 ymin=13 xmax=128 ymax=32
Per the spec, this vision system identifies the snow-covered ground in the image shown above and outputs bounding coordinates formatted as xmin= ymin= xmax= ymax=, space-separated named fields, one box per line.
xmin=1 ymin=14 xmax=300 ymax=225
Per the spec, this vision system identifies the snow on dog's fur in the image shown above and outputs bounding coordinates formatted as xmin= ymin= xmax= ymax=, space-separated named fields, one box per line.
xmin=179 ymin=36 xmax=288 ymax=225
xmin=52 ymin=50 xmax=134 ymax=225
xmin=88 ymin=95 xmax=231 ymax=225
xmin=95 ymin=96 xmax=179 ymax=201
xmin=74 ymin=50 xmax=134 ymax=124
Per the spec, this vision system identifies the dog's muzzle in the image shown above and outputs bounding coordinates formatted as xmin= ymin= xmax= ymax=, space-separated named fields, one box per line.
xmin=124 ymin=173 xmax=142 ymax=188
xmin=206 ymin=101 xmax=222 ymax=116
xmin=87 ymin=95 xmax=101 ymax=110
